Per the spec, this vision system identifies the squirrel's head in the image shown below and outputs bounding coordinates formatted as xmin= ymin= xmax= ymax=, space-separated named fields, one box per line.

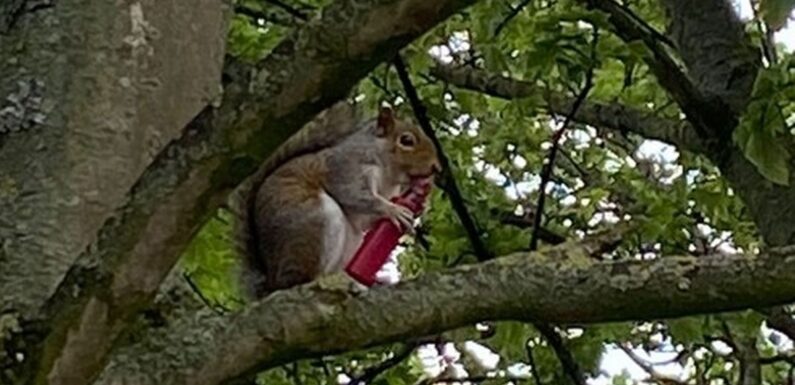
xmin=375 ymin=106 xmax=442 ymax=180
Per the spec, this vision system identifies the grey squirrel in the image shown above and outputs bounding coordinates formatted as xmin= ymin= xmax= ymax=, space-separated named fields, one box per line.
xmin=234 ymin=102 xmax=441 ymax=298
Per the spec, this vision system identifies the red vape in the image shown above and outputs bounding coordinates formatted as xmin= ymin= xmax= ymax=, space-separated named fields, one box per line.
xmin=344 ymin=178 xmax=432 ymax=286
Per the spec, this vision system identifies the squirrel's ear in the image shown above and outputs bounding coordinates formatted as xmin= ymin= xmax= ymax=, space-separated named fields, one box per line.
xmin=375 ymin=106 xmax=395 ymax=136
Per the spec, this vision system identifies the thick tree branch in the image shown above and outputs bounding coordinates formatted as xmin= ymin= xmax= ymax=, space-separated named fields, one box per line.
xmin=32 ymin=0 xmax=483 ymax=382
xmin=430 ymin=64 xmax=705 ymax=153
xmin=660 ymin=0 xmax=760 ymax=113
xmin=95 ymin=233 xmax=795 ymax=385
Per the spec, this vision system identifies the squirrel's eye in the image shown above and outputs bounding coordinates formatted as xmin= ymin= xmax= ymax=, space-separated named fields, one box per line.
xmin=399 ymin=133 xmax=416 ymax=148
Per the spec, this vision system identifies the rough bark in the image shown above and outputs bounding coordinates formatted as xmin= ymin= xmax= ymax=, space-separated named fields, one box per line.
xmin=0 ymin=0 xmax=227 ymax=318
xmin=0 ymin=1 xmax=227 ymax=384
xmin=93 ymin=237 xmax=795 ymax=385
xmin=17 ymin=0 xmax=484 ymax=382
xmin=717 ymin=151 xmax=795 ymax=246
xmin=661 ymin=0 xmax=759 ymax=114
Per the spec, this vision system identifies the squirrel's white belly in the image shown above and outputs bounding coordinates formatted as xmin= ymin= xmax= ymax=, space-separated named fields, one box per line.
xmin=318 ymin=191 xmax=362 ymax=274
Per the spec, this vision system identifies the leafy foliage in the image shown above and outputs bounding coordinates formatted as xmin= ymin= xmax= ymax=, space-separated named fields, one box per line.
xmin=734 ymin=56 xmax=795 ymax=186
xmin=759 ymin=0 xmax=795 ymax=30
xmin=179 ymin=0 xmax=794 ymax=384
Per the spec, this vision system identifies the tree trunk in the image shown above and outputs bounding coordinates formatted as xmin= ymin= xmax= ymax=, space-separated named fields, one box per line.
xmin=0 ymin=1 xmax=227 ymax=383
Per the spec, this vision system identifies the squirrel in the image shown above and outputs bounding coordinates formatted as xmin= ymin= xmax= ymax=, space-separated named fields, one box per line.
xmin=234 ymin=102 xmax=442 ymax=299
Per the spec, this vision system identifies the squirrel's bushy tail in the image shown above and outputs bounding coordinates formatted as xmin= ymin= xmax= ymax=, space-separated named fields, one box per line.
xmin=233 ymin=101 xmax=361 ymax=299
xmin=233 ymin=177 xmax=269 ymax=299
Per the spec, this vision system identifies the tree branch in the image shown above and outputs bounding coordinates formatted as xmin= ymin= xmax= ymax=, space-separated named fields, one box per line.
xmin=493 ymin=0 xmax=533 ymax=36
xmin=495 ymin=210 xmax=567 ymax=245
xmin=401 ymin=53 xmax=587 ymax=382
xmin=529 ymin=25 xmax=597 ymax=251
xmin=525 ymin=339 xmax=545 ymax=385
xmin=430 ymin=64 xmax=705 ymax=154
xmin=32 ymin=0 xmax=484 ymax=382
xmin=96 ymin=233 xmax=795 ymax=385
xmin=659 ymin=0 xmax=760 ymax=113
xmin=617 ymin=344 xmax=687 ymax=385
xmin=348 ymin=343 xmax=419 ymax=385
xmin=734 ymin=333 xmax=762 ymax=385
xmin=524 ymin=28 xmax=598 ymax=385
xmin=535 ymin=324 xmax=586 ymax=385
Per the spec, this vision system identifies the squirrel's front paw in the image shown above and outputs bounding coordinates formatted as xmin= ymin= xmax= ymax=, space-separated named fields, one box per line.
xmin=385 ymin=202 xmax=415 ymax=233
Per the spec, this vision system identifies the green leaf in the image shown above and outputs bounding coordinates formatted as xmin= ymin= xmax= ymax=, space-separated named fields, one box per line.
xmin=745 ymin=131 xmax=791 ymax=186
xmin=760 ymin=0 xmax=795 ymax=30
xmin=734 ymin=60 xmax=794 ymax=186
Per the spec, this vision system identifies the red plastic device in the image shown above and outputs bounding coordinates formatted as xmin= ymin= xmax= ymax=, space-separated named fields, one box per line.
xmin=344 ymin=178 xmax=433 ymax=286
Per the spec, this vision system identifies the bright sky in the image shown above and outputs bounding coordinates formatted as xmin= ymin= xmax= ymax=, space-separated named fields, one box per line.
xmin=355 ymin=2 xmax=795 ymax=384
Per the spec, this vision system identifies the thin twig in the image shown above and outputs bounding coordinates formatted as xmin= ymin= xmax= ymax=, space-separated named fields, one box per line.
xmin=526 ymin=338 xmax=545 ymax=385
xmin=750 ymin=0 xmax=778 ymax=65
xmin=496 ymin=211 xmax=567 ymax=245
xmin=617 ymin=344 xmax=687 ymax=385
xmin=393 ymin=55 xmax=493 ymax=261
xmin=493 ymin=0 xmax=533 ymax=36
xmin=525 ymin=26 xmax=599 ymax=385
xmin=534 ymin=324 xmax=586 ymax=385
xmin=719 ymin=320 xmax=738 ymax=351
xmin=287 ymin=362 xmax=303 ymax=385
xmin=182 ymin=273 xmax=228 ymax=314
xmin=369 ymin=76 xmax=402 ymax=100
xmin=529 ymin=26 xmax=599 ymax=250
xmin=349 ymin=343 xmax=420 ymax=385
